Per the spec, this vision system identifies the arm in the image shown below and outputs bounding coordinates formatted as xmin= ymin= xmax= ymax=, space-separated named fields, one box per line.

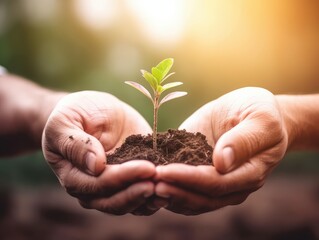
xmin=0 ymin=73 xmax=65 ymax=156
xmin=277 ymin=94 xmax=319 ymax=151
xmin=0 ymin=71 xmax=158 ymax=215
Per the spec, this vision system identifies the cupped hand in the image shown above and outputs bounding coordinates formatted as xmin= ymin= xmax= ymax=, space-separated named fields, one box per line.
xmin=42 ymin=91 xmax=157 ymax=215
xmin=155 ymin=87 xmax=289 ymax=215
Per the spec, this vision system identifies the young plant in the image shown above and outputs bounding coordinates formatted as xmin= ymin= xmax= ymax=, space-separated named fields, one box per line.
xmin=125 ymin=58 xmax=187 ymax=151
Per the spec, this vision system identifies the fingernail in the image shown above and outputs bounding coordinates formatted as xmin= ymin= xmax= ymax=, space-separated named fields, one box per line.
xmin=86 ymin=152 xmax=96 ymax=175
xmin=222 ymin=147 xmax=235 ymax=172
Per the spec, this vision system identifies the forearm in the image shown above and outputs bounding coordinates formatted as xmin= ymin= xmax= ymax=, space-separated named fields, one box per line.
xmin=0 ymin=73 xmax=66 ymax=156
xmin=276 ymin=94 xmax=319 ymax=151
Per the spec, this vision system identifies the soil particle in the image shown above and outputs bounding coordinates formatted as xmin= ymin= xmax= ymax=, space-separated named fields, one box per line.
xmin=107 ymin=129 xmax=213 ymax=166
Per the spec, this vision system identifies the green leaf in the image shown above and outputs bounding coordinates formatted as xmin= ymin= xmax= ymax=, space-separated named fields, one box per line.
xmin=156 ymin=85 xmax=164 ymax=93
xmin=161 ymin=72 xmax=175 ymax=83
xmin=125 ymin=81 xmax=153 ymax=103
xmin=141 ymin=70 xmax=158 ymax=91
xmin=159 ymin=91 xmax=187 ymax=106
xmin=151 ymin=67 xmax=163 ymax=83
xmin=156 ymin=58 xmax=174 ymax=80
xmin=162 ymin=82 xmax=183 ymax=91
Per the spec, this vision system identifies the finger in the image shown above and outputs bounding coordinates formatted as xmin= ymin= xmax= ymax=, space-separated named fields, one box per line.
xmin=156 ymin=163 xmax=265 ymax=197
xmin=79 ymin=181 xmax=154 ymax=215
xmin=43 ymin=127 xmax=107 ymax=176
xmin=133 ymin=196 xmax=169 ymax=215
xmin=64 ymin=160 xmax=156 ymax=197
xmin=213 ymin=117 xmax=283 ymax=173
xmin=147 ymin=196 xmax=169 ymax=210
xmin=155 ymin=182 xmax=249 ymax=215
xmin=131 ymin=205 xmax=158 ymax=216
xmin=130 ymin=196 xmax=168 ymax=216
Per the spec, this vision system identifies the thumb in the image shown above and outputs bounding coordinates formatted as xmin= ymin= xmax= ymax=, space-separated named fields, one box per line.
xmin=213 ymin=119 xmax=277 ymax=174
xmin=44 ymin=128 xmax=106 ymax=176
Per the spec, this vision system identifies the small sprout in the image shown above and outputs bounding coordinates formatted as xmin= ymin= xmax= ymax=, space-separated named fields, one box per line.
xmin=69 ymin=135 xmax=74 ymax=140
xmin=125 ymin=58 xmax=187 ymax=151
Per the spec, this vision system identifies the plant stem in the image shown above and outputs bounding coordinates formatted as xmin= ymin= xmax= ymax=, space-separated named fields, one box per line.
xmin=153 ymin=95 xmax=159 ymax=151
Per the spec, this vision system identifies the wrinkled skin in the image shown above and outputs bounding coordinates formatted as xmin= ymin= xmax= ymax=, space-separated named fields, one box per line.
xmin=5 ymin=73 xmax=317 ymax=216
xmin=154 ymin=87 xmax=289 ymax=215
xmin=43 ymin=88 xmax=291 ymax=216
xmin=42 ymin=91 xmax=161 ymax=215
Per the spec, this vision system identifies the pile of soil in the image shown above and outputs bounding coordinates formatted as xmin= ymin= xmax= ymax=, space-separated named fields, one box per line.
xmin=107 ymin=129 xmax=213 ymax=166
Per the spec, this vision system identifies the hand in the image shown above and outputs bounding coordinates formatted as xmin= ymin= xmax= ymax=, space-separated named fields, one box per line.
xmin=42 ymin=91 xmax=157 ymax=215
xmin=155 ymin=87 xmax=289 ymax=215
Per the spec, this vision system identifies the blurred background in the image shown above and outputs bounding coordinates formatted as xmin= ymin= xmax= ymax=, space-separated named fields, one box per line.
xmin=0 ymin=0 xmax=319 ymax=239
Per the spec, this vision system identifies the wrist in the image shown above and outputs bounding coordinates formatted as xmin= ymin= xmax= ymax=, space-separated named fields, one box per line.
xmin=28 ymin=88 xmax=67 ymax=148
xmin=276 ymin=94 xmax=319 ymax=151
xmin=275 ymin=95 xmax=299 ymax=151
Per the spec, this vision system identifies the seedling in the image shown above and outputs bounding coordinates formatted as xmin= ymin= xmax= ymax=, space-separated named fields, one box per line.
xmin=125 ymin=58 xmax=187 ymax=151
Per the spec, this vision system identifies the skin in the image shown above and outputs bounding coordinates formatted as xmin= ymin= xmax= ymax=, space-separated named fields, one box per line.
xmin=154 ymin=87 xmax=319 ymax=215
xmin=0 ymin=74 xmax=161 ymax=215
xmin=3 ymin=74 xmax=319 ymax=216
xmin=42 ymin=91 xmax=163 ymax=215
xmin=0 ymin=74 xmax=65 ymax=155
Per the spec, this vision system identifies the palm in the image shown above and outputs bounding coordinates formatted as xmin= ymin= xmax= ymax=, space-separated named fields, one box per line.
xmin=180 ymin=87 xmax=287 ymax=169
xmin=43 ymin=91 xmax=151 ymax=165
xmin=155 ymin=87 xmax=289 ymax=215
xmin=65 ymin=91 xmax=151 ymax=154
xmin=42 ymin=91 xmax=156 ymax=215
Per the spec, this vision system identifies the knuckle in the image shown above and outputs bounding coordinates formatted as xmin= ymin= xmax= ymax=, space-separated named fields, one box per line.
xmin=61 ymin=138 xmax=77 ymax=163
xmin=62 ymin=173 xmax=76 ymax=191
xmin=243 ymin=114 xmax=282 ymax=156
xmin=64 ymin=173 xmax=96 ymax=196
xmin=250 ymin=167 xmax=266 ymax=190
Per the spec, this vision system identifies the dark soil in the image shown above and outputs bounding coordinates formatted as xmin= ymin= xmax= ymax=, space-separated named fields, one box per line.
xmin=107 ymin=129 xmax=213 ymax=166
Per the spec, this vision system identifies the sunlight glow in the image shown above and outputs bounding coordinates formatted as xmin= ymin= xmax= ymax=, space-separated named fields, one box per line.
xmin=125 ymin=0 xmax=188 ymax=45
xmin=73 ymin=0 xmax=118 ymax=30
xmin=22 ymin=0 xmax=58 ymax=25
xmin=106 ymin=43 xmax=141 ymax=79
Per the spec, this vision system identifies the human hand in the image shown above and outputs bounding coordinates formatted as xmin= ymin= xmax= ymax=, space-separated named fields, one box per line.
xmin=155 ymin=87 xmax=289 ymax=215
xmin=42 ymin=91 xmax=157 ymax=215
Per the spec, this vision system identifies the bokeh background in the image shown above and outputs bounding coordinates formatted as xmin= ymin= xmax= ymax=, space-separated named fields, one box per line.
xmin=0 ymin=0 xmax=319 ymax=239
